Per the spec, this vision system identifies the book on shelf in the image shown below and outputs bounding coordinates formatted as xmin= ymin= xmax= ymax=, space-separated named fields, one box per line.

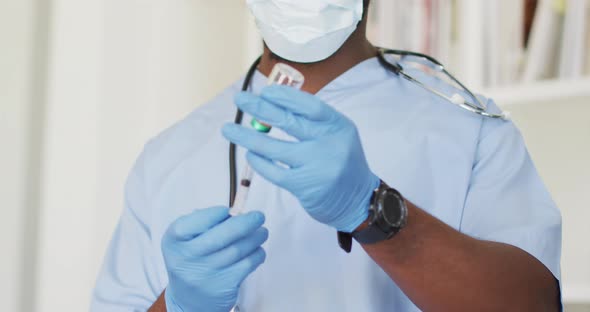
xmin=558 ymin=0 xmax=589 ymax=78
xmin=522 ymin=0 xmax=560 ymax=82
xmin=366 ymin=0 xmax=589 ymax=88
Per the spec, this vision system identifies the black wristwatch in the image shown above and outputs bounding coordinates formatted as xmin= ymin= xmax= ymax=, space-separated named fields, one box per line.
xmin=338 ymin=180 xmax=408 ymax=253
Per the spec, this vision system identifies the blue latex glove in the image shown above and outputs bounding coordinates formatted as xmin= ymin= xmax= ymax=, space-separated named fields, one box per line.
xmin=162 ymin=206 xmax=268 ymax=312
xmin=223 ymin=85 xmax=380 ymax=233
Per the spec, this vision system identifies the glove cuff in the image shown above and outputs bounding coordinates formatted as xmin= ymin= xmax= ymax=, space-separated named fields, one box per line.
xmin=337 ymin=174 xmax=381 ymax=233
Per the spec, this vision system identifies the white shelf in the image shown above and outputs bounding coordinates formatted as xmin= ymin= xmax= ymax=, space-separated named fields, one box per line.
xmin=483 ymin=78 xmax=590 ymax=107
xmin=563 ymin=284 xmax=590 ymax=304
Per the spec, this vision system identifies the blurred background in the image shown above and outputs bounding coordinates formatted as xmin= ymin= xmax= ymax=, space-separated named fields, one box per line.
xmin=1 ymin=0 xmax=589 ymax=311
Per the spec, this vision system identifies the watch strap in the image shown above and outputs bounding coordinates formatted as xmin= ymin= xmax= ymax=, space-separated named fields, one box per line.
xmin=337 ymin=231 xmax=353 ymax=253
xmin=352 ymin=211 xmax=396 ymax=244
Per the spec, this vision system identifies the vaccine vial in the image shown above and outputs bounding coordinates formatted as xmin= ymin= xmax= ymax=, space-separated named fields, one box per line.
xmin=250 ymin=63 xmax=305 ymax=133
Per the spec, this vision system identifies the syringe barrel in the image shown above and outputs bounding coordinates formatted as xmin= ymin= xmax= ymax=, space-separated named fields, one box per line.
xmin=231 ymin=63 xmax=305 ymax=216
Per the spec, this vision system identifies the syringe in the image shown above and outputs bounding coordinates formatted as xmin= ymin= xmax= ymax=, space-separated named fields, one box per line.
xmin=230 ymin=63 xmax=305 ymax=216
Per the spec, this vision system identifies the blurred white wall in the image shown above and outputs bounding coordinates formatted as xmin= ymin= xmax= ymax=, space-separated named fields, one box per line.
xmin=0 ymin=2 xmax=32 ymax=311
xmin=0 ymin=1 xmax=259 ymax=311
xmin=32 ymin=1 xmax=260 ymax=311
xmin=0 ymin=1 xmax=48 ymax=311
xmin=504 ymin=96 xmax=590 ymax=303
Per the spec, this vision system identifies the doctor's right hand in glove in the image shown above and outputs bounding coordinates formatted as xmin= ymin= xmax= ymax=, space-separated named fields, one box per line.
xmin=223 ymin=85 xmax=381 ymax=233
xmin=161 ymin=206 xmax=268 ymax=312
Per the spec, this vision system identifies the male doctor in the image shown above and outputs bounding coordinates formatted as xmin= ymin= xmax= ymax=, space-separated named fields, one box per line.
xmin=92 ymin=0 xmax=562 ymax=311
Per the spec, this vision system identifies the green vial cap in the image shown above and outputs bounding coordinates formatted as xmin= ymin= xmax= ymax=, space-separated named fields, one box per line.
xmin=251 ymin=119 xmax=272 ymax=133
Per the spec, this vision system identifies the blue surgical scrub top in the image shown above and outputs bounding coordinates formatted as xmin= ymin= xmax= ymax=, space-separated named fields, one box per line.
xmin=91 ymin=56 xmax=562 ymax=311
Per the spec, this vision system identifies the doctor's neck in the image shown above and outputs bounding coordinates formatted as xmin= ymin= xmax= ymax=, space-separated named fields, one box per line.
xmin=258 ymin=19 xmax=377 ymax=95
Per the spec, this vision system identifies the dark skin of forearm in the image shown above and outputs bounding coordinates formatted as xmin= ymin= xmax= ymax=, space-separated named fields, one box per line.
xmin=148 ymin=291 xmax=167 ymax=312
xmin=358 ymin=200 xmax=560 ymax=312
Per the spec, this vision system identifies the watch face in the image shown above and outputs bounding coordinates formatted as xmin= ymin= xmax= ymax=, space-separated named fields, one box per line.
xmin=382 ymin=191 xmax=403 ymax=226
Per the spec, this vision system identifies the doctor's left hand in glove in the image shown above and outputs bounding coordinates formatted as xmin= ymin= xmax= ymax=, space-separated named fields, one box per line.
xmin=222 ymin=85 xmax=381 ymax=233
xmin=161 ymin=207 xmax=268 ymax=312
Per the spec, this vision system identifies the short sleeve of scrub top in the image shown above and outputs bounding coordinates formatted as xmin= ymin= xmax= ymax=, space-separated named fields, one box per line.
xmin=90 ymin=147 xmax=166 ymax=311
xmin=460 ymin=100 xmax=562 ymax=282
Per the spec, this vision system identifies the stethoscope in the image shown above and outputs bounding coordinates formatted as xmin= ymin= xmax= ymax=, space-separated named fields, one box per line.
xmin=228 ymin=48 xmax=508 ymax=207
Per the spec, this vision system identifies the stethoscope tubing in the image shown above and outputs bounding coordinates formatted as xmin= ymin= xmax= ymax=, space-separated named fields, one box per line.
xmin=229 ymin=49 xmax=506 ymax=207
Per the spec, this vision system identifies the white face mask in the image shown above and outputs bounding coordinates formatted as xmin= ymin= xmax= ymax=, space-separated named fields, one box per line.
xmin=246 ymin=0 xmax=364 ymax=63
